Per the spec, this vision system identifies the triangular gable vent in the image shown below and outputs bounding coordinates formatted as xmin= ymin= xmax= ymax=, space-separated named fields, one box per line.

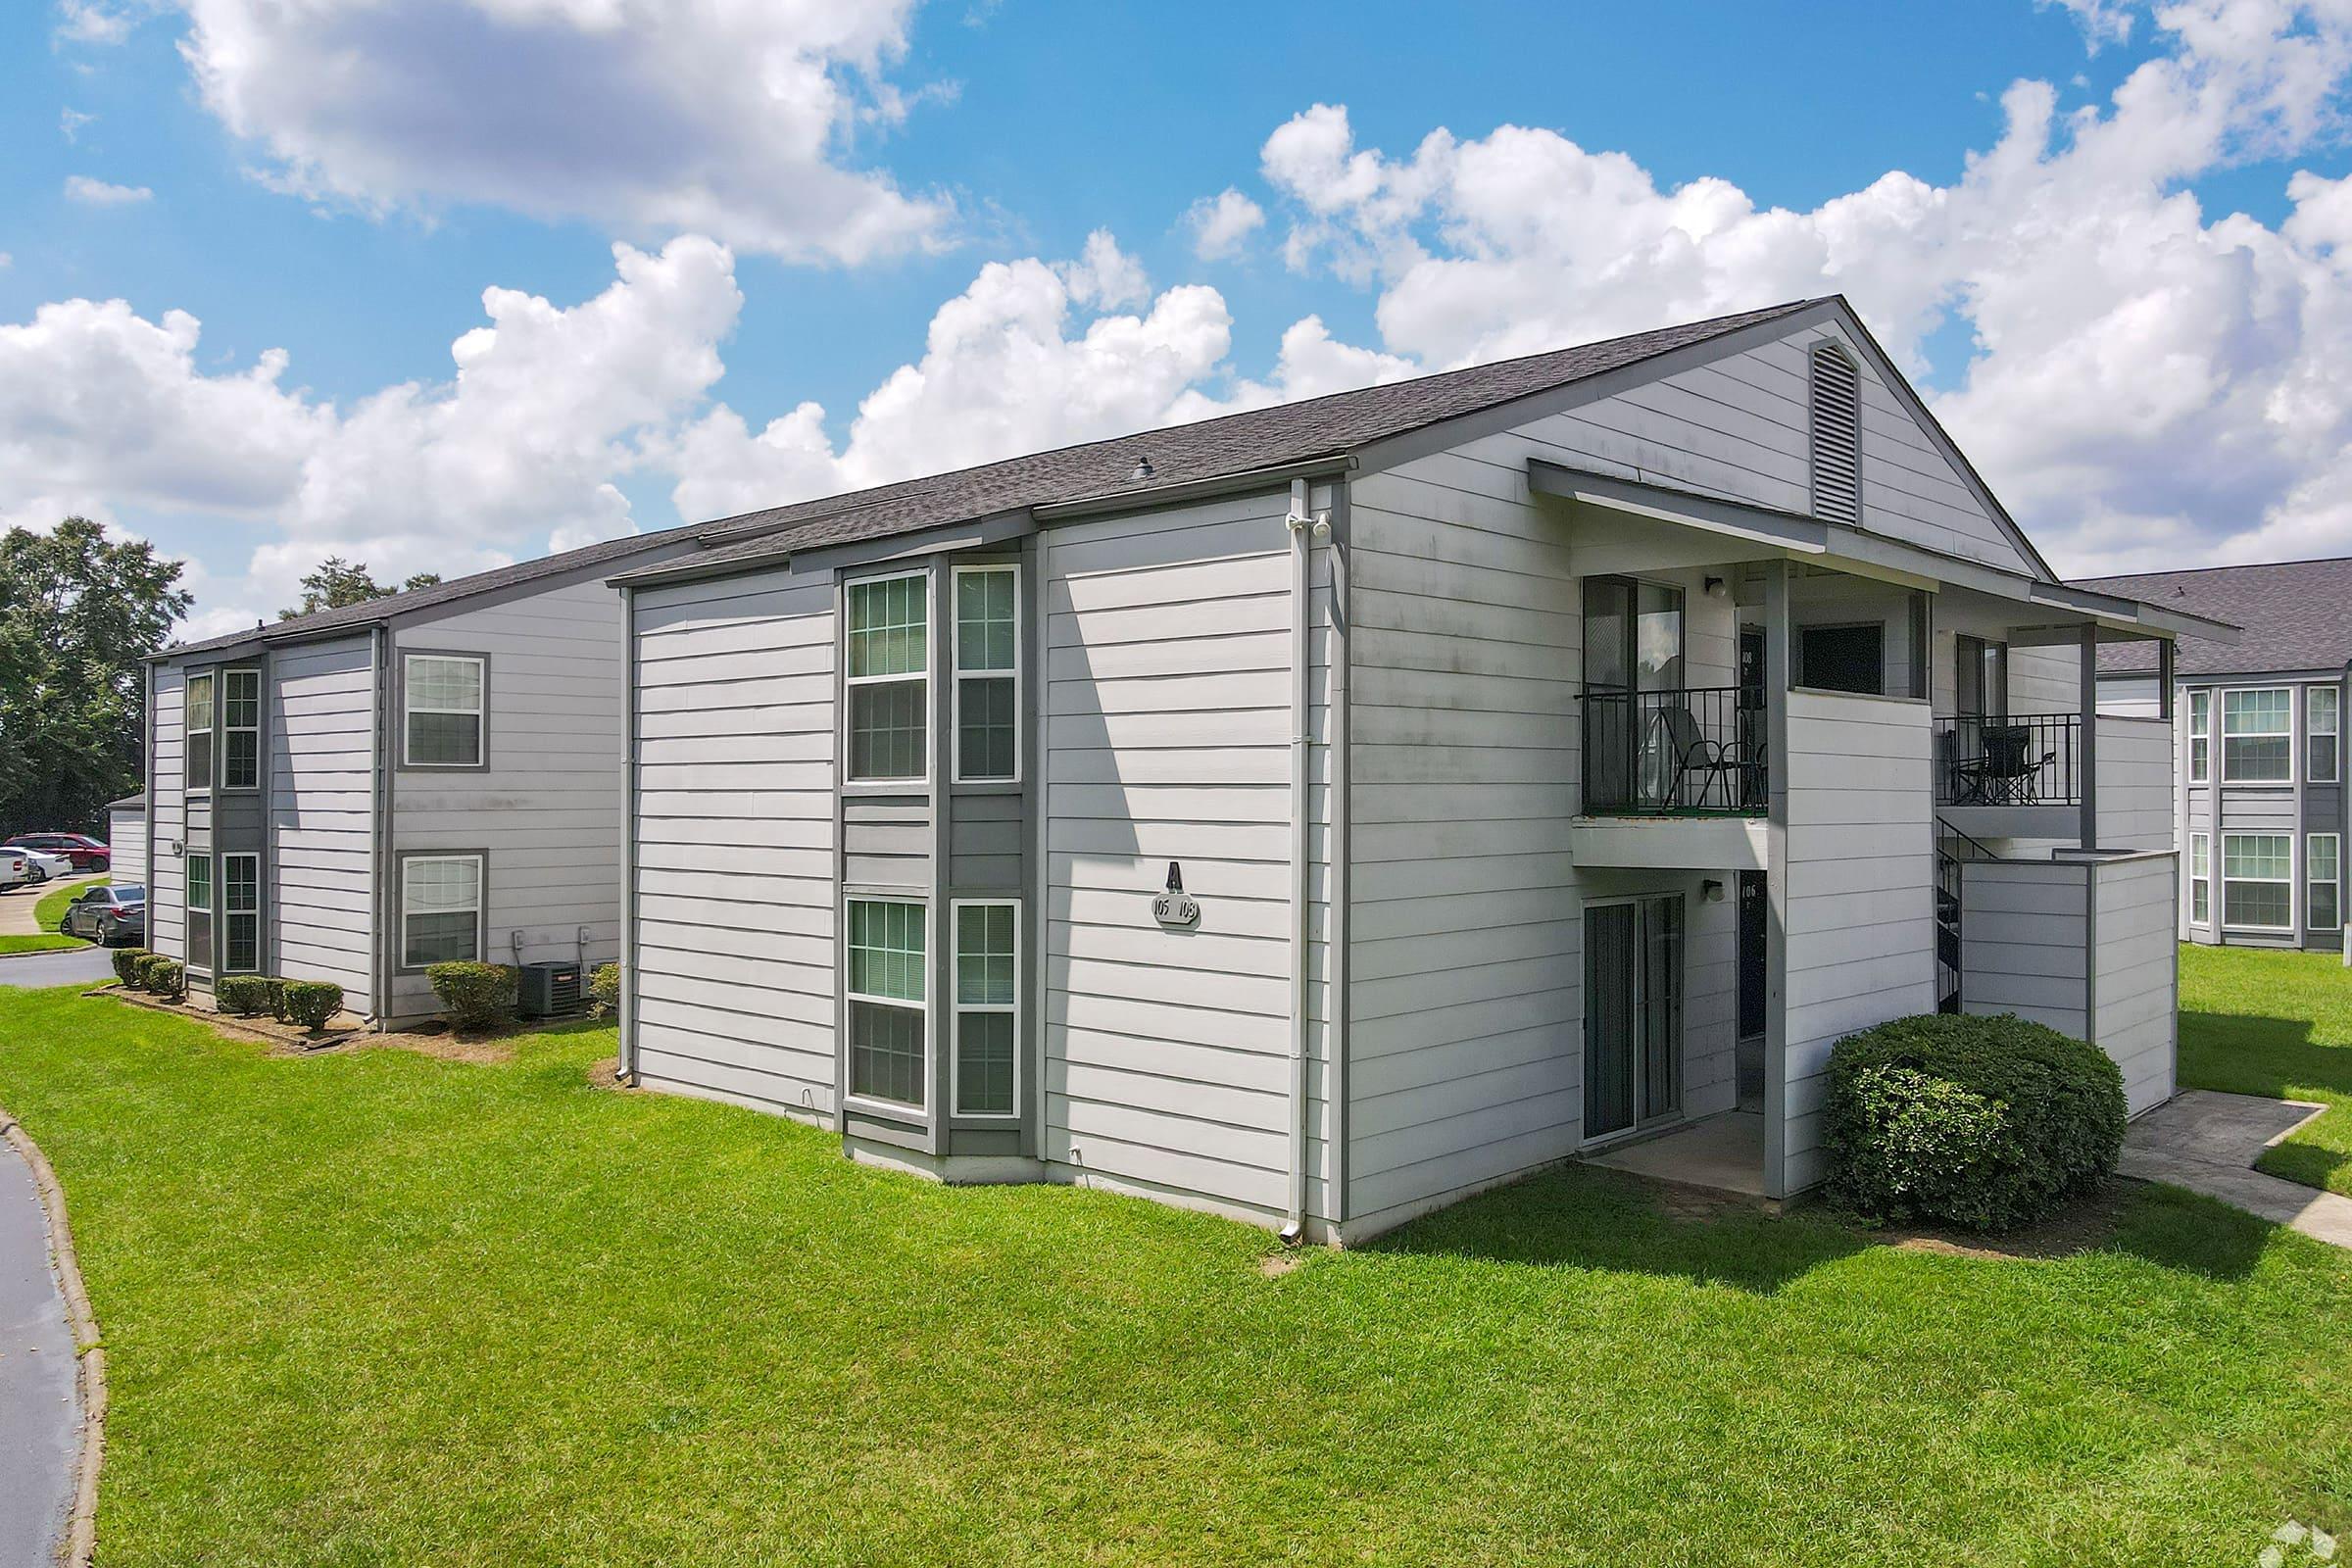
xmin=1810 ymin=341 xmax=1861 ymax=526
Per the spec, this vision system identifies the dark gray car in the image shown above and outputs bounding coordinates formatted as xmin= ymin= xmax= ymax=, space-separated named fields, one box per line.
xmin=58 ymin=885 xmax=144 ymax=945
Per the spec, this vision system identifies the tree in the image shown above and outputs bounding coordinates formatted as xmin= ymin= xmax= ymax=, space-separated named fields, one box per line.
xmin=277 ymin=559 xmax=444 ymax=619
xmin=402 ymin=571 xmax=442 ymax=593
xmin=0 ymin=517 xmax=191 ymax=836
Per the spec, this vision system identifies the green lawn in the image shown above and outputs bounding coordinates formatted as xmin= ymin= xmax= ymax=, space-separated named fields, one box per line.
xmin=0 ymin=874 xmax=108 ymax=955
xmin=3 ymin=985 xmax=2352 ymax=1565
xmin=32 ymin=875 xmax=101 ymax=935
xmin=2180 ymin=942 xmax=2352 ymax=1193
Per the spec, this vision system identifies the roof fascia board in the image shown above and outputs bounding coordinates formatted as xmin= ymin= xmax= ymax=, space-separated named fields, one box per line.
xmin=1350 ymin=300 xmax=1841 ymax=480
xmin=1030 ymin=455 xmax=1354 ymax=521
xmin=611 ymin=508 xmax=1036 ymax=590
xmin=384 ymin=534 xmax=704 ymax=636
xmin=1821 ymin=300 xmax=2062 ymax=586
xmin=1530 ymin=460 xmax=1830 ymax=557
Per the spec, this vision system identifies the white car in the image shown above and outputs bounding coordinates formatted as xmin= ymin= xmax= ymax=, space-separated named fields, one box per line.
xmin=17 ymin=849 xmax=72 ymax=884
xmin=0 ymin=848 xmax=25 ymax=891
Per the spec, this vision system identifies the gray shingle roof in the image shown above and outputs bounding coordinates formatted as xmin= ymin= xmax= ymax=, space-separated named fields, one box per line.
xmin=160 ymin=295 xmax=1829 ymax=657
xmin=2074 ymin=557 xmax=2352 ymax=676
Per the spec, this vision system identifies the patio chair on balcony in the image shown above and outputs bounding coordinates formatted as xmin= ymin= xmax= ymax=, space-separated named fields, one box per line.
xmin=1658 ymin=704 xmax=1743 ymax=811
xmin=1952 ymin=723 xmax=2052 ymax=805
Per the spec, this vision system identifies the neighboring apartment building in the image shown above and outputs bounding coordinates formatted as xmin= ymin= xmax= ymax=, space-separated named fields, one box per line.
xmin=140 ymin=528 xmax=709 ymax=1023
xmin=2079 ymin=558 xmax=2351 ymax=952
xmin=601 ymin=295 xmax=2228 ymax=1243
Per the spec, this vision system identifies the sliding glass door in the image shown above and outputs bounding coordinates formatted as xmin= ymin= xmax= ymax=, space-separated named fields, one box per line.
xmin=1584 ymin=894 xmax=1685 ymax=1140
xmin=1583 ymin=577 xmax=1687 ymax=810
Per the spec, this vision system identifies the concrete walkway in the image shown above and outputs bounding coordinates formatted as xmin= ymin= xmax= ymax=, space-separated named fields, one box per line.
xmin=0 ymin=1132 xmax=78 ymax=1567
xmin=2122 ymin=1090 xmax=2352 ymax=1250
xmin=0 ymin=875 xmax=99 ymax=940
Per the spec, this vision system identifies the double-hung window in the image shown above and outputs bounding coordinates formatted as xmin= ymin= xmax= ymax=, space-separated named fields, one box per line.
xmin=2311 ymin=834 xmax=2341 ymax=933
xmin=2189 ymin=832 xmax=2211 ymax=926
xmin=221 ymin=852 xmax=261 ymax=973
xmin=185 ymin=854 xmax=214 ymax=969
xmin=402 ymin=855 xmax=483 ymax=967
xmin=2223 ymin=833 xmax=2294 ymax=931
xmin=2222 ymin=689 xmax=2292 ymax=783
xmin=222 ymin=668 xmax=261 ymax=790
xmin=405 ymin=655 xmax=485 ymax=767
xmin=184 ymin=673 xmax=215 ymax=791
xmin=954 ymin=564 xmax=1019 ymax=782
xmin=847 ymin=899 xmax=926 ymax=1107
xmin=953 ymin=901 xmax=1019 ymax=1116
xmin=2187 ymin=690 xmax=2211 ymax=783
xmin=2311 ymin=687 xmax=2340 ymax=784
xmin=846 ymin=574 xmax=928 ymax=782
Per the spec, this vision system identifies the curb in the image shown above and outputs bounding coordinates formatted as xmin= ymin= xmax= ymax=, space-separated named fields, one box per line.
xmin=0 ymin=1107 xmax=104 ymax=1568
xmin=0 ymin=944 xmax=96 ymax=962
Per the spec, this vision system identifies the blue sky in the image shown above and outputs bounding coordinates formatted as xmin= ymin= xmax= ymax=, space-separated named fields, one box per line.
xmin=4 ymin=0 xmax=2350 ymax=634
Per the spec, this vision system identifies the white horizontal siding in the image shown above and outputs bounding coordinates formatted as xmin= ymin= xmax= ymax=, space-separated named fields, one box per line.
xmin=2092 ymin=855 xmax=2179 ymax=1114
xmin=1041 ymin=488 xmax=1332 ymax=1228
xmin=270 ymin=635 xmax=376 ymax=1012
xmin=109 ymin=807 xmax=146 ymax=889
xmin=2096 ymin=715 xmax=2175 ymax=853
xmin=150 ymin=663 xmax=186 ymax=960
xmin=631 ymin=564 xmax=836 ymax=1118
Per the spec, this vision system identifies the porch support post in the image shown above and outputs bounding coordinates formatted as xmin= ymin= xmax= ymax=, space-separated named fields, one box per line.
xmin=2079 ymin=624 xmax=2099 ymax=851
xmin=1762 ymin=560 xmax=1792 ymax=1200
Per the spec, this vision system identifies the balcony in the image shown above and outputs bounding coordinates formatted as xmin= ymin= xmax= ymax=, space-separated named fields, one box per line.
xmin=1581 ymin=685 xmax=1766 ymax=816
xmin=1933 ymin=712 xmax=2083 ymax=839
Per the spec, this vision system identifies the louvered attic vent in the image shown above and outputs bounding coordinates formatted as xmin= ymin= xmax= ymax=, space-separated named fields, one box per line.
xmin=1809 ymin=342 xmax=1860 ymax=526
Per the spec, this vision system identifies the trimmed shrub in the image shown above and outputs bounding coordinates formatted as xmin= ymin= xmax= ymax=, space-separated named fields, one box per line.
xmin=262 ymin=977 xmax=290 ymax=1022
xmin=1821 ymin=1012 xmax=2126 ymax=1231
xmin=427 ymin=961 xmax=517 ymax=1034
xmin=111 ymin=947 xmax=152 ymax=987
xmin=281 ymin=981 xmax=345 ymax=1032
xmin=216 ymin=974 xmax=273 ymax=1016
xmin=588 ymin=961 xmax=621 ymax=1019
xmin=138 ymin=956 xmax=184 ymax=999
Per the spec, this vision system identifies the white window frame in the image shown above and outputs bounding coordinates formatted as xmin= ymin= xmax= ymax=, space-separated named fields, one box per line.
xmin=221 ymin=851 xmax=262 ymax=974
xmin=952 ymin=563 xmax=1021 ymax=785
xmin=2188 ymin=832 xmax=2211 ymax=927
xmin=2222 ymin=831 xmax=2296 ymax=933
xmin=843 ymin=895 xmax=931 ymax=1113
xmin=402 ymin=654 xmax=486 ymax=769
xmin=2310 ymin=833 xmax=2341 ymax=934
xmin=950 ymin=898 xmax=1021 ymax=1119
xmin=842 ymin=568 xmax=933 ymax=787
xmin=2221 ymin=686 xmax=2294 ymax=785
xmin=2310 ymin=686 xmax=2340 ymax=784
xmin=400 ymin=853 xmax=485 ymax=970
xmin=184 ymin=671 xmax=216 ymax=794
xmin=221 ymin=667 xmax=262 ymax=792
xmin=2187 ymin=688 xmax=2211 ymax=784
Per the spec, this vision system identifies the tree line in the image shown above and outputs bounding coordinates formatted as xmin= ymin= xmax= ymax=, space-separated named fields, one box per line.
xmin=0 ymin=522 xmax=437 ymax=838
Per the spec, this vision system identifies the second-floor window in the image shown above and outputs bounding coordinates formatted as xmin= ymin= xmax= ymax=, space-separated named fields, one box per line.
xmin=955 ymin=564 xmax=1019 ymax=781
xmin=2222 ymin=689 xmax=2291 ymax=784
xmin=2310 ymin=687 xmax=2339 ymax=783
xmin=405 ymin=655 xmax=485 ymax=768
xmin=184 ymin=672 xmax=215 ymax=791
xmin=2187 ymin=690 xmax=2211 ymax=783
xmin=222 ymin=668 xmax=261 ymax=790
xmin=846 ymin=572 xmax=928 ymax=782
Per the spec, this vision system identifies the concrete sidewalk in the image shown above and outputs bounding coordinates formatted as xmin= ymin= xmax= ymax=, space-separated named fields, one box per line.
xmin=0 ymin=875 xmax=99 ymax=940
xmin=0 ymin=1132 xmax=78 ymax=1567
xmin=2122 ymin=1091 xmax=2352 ymax=1250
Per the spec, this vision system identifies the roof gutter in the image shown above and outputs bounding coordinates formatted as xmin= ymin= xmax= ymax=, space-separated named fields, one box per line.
xmin=1032 ymin=454 xmax=1357 ymax=523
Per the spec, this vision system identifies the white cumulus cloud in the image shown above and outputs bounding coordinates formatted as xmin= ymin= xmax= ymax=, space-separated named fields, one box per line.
xmin=64 ymin=175 xmax=152 ymax=206
xmin=1184 ymin=188 xmax=1266 ymax=261
xmin=168 ymin=0 xmax=950 ymax=263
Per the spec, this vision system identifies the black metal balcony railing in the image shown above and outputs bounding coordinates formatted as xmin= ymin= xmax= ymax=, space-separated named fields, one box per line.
xmin=1581 ymin=684 xmax=1766 ymax=815
xmin=1934 ymin=713 xmax=2082 ymax=808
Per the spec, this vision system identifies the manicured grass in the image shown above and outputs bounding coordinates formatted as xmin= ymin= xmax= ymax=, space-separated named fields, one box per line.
xmin=32 ymin=875 xmax=99 ymax=935
xmin=0 ymin=932 xmax=81 ymax=955
xmin=2 ymin=986 xmax=2351 ymax=1565
xmin=2180 ymin=942 xmax=2352 ymax=1193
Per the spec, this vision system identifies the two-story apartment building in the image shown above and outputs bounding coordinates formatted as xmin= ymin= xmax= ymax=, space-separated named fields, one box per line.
xmin=2080 ymin=558 xmax=2351 ymax=951
xmin=140 ymin=527 xmax=706 ymax=1023
xmin=604 ymin=296 xmax=2230 ymax=1243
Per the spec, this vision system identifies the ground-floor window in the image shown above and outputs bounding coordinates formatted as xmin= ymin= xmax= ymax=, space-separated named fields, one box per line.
xmin=953 ymin=900 xmax=1018 ymax=1116
xmin=2223 ymin=833 xmax=2294 ymax=931
xmin=186 ymin=854 xmax=214 ymax=971
xmin=221 ymin=852 xmax=261 ymax=972
xmin=2310 ymin=833 xmax=2341 ymax=933
xmin=847 ymin=898 xmax=926 ymax=1108
xmin=402 ymin=855 xmax=484 ymax=967
xmin=2189 ymin=832 xmax=2211 ymax=926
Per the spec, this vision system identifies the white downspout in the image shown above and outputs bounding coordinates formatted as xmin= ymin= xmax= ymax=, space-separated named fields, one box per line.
xmin=1283 ymin=479 xmax=1327 ymax=1244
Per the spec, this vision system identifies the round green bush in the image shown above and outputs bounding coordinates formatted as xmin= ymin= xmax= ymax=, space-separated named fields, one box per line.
xmin=1820 ymin=1012 xmax=2126 ymax=1231
xmin=281 ymin=980 xmax=345 ymax=1032
xmin=110 ymin=947 xmax=152 ymax=987
xmin=427 ymin=961 xmax=516 ymax=1034
xmin=216 ymin=974 xmax=273 ymax=1016
xmin=588 ymin=960 xmax=621 ymax=1019
xmin=137 ymin=956 xmax=184 ymax=999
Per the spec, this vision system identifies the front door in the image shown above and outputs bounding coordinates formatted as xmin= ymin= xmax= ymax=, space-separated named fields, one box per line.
xmin=1584 ymin=895 xmax=1685 ymax=1141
